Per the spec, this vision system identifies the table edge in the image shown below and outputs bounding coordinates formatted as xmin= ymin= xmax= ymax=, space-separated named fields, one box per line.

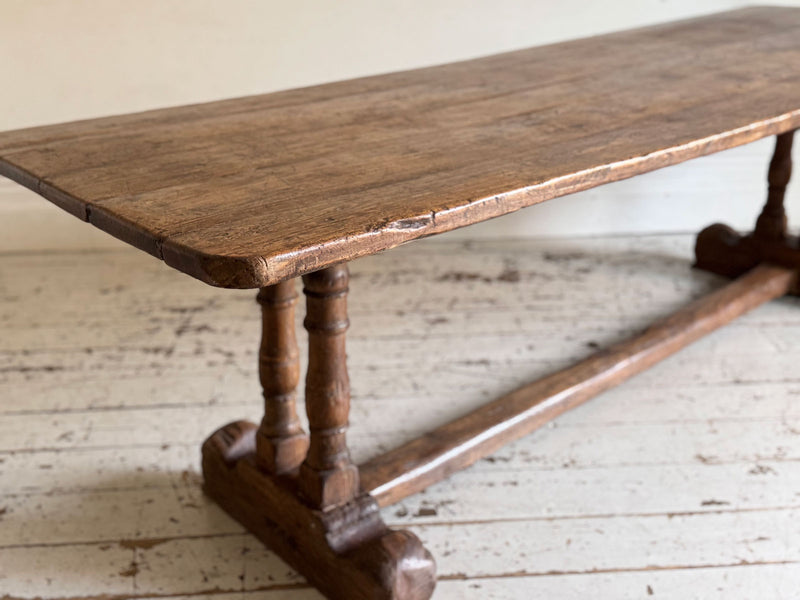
xmin=2 ymin=111 xmax=799 ymax=288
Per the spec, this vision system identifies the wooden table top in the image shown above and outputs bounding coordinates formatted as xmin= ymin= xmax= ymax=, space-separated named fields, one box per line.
xmin=1 ymin=7 xmax=799 ymax=288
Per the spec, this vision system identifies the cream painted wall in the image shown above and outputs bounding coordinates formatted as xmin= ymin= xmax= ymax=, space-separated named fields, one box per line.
xmin=1 ymin=0 xmax=799 ymax=251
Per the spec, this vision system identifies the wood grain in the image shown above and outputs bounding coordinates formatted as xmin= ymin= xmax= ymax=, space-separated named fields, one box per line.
xmin=255 ymin=281 xmax=308 ymax=474
xmin=0 ymin=7 xmax=799 ymax=287
xmin=299 ymin=265 xmax=360 ymax=509
xmin=203 ymin=421 xmax=436 ymax=600
xmin=359 ymin=263 xmax=797 ymax=506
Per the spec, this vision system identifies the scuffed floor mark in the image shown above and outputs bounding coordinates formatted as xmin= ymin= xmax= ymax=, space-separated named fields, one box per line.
xmin=118 ymin=538 xmax=168 ymax=550
xmin=118 ymin=562 xmax=139 ymax=578
xmin=700 ymin=499 xmax=731 ymax=507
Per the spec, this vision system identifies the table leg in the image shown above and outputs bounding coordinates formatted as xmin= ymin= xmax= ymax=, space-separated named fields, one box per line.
xmin=255 ymin=280 xmax=308 ymax=474
xmin=202 ymin=270 xmax=436 ymax=600
xmin=298 ymin=265 xmax=360 ymax=508
xmin=754 ymin=130 xmax=794 ymax=241
xmin=695 ymin=130 xmax=800 ymax=284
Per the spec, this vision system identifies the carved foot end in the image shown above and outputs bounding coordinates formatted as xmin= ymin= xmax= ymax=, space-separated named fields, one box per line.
xmin=694 ymin=223 xmax=760 ymax=279
xmin=695 ymin=223 xmax=800 ymax=294
xmin=202 ymin=421 xmax=436 ymax=600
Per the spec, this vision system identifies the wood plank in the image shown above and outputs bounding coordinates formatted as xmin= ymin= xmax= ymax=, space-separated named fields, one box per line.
xmin=0 ymin=535 xmax=304 ymax=599
xmin=6 ymin=562 xmax=800 ymax=600
xmin=0 ymin=138 xmax=792 ymax=256
xmin=3 ymin=236 xmax=800 ymax=417
xmin=4 ymin=459 xmax=800 ymax=547
xmin=2 ymin=401 xmax=798 ymax=496
xmin=0 ymin=8 xmax=799 ymax=286
xmin=3 ymin=403 xmax=800 ymax=484
xmin=416 ymin=510 xmax=800 ymax=579
xmin=359 ymin=265 xmax=796 ymax=505
xmin=2 ymin=509 xmax=799 ymax=598
xmin=432 ymin=564 xmax=800 ymax=600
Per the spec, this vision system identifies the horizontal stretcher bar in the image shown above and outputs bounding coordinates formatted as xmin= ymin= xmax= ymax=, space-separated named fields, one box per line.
xmin=359 ymin=264 xmax=797 ymax=507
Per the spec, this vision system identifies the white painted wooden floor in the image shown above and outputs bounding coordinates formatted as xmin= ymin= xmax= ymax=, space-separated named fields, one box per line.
xmin=1 ymin=234 xmax=800 ymax=599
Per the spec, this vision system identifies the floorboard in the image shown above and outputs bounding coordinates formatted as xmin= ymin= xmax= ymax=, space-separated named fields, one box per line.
xmin=1 ymin=234 xmax=799 ymax=599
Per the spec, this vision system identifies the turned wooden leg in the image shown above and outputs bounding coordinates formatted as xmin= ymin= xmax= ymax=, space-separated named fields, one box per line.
xmin=255 ymin=280 xmax=308 ymax=474
xmin=754 ymin=130 xmax=794 ymax=241
xmin=695 ymin=130 xmax=799 ymax=288
xmin=299 ymin=264 xmax=360 ymax=508
xmin=202 ymin=265 xmax=436 ymax=600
